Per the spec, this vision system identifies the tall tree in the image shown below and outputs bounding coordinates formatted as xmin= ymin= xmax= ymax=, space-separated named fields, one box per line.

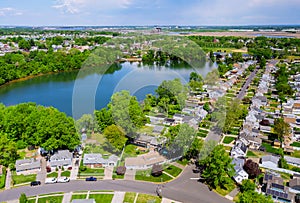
xmin=103 ymin=124 xmax=127 ymax=151
xmin=0 ymin=133 xmax=19 ymax=167
xmin=274 ymin=118 xmax=290 ymax=141
xmin=201 ymin=145 xmax=235 ymax=189
xmin=94 ymin=107 xmax=114 ymax=131
xmin=243 ymin=159 xmax=261 ymax=179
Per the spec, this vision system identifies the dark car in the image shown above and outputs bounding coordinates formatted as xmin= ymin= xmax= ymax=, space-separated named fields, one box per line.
xmin=30 ymin=181 xmax=41 ymax=186
xmin=85 ymin=177 xmax=97 ymax=181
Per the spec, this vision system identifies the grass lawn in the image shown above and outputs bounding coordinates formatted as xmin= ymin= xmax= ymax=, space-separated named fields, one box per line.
xmin=71 ymin=194 xmax=87 ymax=200
xmin=136 ymin=194 xmax=161 ymax=203
xmin=61 ymin=170 xmax=71 ymax=177
xmin=262 ymin=143 xmax=280 ymax=155
xmin=37 ymin=196 xmax=63 ymax=203
xmin=291 ymin=142 xmax=300 ymax=148
xmin=177 ymin=159 xmax=189 ymax=166
xmin=122 ymin=144 xmax=148 ymax=160
xmin=246 ymin=151 xmax=258 ymax=157
xmin=47 ymin=172 xmax=58 ymax=178
xmin=224 ymin=146 xmax=232 ymax=151
xmin=27 ymin=199 xmax=36 ymax=203
xmin=0 ymin=170 xmax=6 ymax=189
xmin=137 ymin=126 xmax=154 ymax=134
xmin=215 ymin=182 xmax=236 ymax=196
xmin=80 ymin=168 xmax=105 ymax=176
xmin=135 ymin=170 xmax=172 ymax=182
xmin=12 ymin=172 xmax=36 ymax=185
xmin=223 ymin=136 xmax=235 ymax=144
xmin=292 ymin=150 xmax=300 ymax=158
xmin=89 ymin=194 xmax=114 ymax=203
xmin=197 ymin=132 xmax=208 ymax=138
xmin=123 ymin=192 xmax=136 ymax=203
xmin=112 ymin=173 xmax=125 ymax=179
xmin=163 ymin=165 xmax=182 ymax=177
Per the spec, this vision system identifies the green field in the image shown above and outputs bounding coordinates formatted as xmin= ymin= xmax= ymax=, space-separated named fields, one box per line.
xmin=136 ymin=193 xmax=161 ymax=203
xmin=163 ymin=165 xmax=182 ymax=177
xmin=37 ymin=196 xmax=63 ymax=203
xmin=12 ymin=172 xmax=36 ymax=185
xmin=89 ymin=194 xmax=114 ymax=203
xmin=223 ymin=136 xmax=236 ymax=144
xmin=135 ymin=170 xmax=172 ymax=182
xmin=123 ymin=192 xmax=136 ymax=203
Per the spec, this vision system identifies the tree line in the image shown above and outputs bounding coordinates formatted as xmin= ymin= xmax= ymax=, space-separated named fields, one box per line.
xmin=0 ymin=103 xmax=80 ymax=167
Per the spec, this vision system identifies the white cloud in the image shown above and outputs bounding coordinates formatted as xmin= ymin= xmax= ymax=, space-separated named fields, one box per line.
xmin=52 ymin=0 xmax=133 ymax=14
xmin=0 ymin=7 xmax=23 ymax=16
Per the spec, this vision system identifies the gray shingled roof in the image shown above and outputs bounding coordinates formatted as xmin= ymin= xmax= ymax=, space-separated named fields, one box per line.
xmin=16 ymin=158 xmax=41 ymax=172
xmin=83 ymin=154 xmax=118 ymax=165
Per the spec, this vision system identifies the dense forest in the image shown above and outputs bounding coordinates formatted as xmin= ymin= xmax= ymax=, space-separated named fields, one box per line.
xmin=0 ymin=49 xmax=90 ymax=85
xmin=0 ymin=103 xmax=80 ymax=166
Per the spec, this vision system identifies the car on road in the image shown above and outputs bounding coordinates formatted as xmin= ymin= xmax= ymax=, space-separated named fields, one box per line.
xmin=45 ymin=178 xmax=57 ymax=184
xmin=30 ymin=181 xmax=41 ymax=186
xmin=57 ymin=177 xmax=70 ymax=183
xmin=85 ymin=176 xmax=97 ymax=181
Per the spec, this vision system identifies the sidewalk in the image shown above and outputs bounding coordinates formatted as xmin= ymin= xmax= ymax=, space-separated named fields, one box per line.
xmin=104 ymin=166 xmax=113 ymax=180
xmin=124 ymin=169 xmax=136 ymax=180
xmin=5 ymin=168 xmax=11 ymax=190
xmin=111 ymin=191 xmax=125 ymax=203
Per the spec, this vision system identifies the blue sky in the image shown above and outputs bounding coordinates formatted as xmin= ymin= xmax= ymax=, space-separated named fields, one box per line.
xmin=0 ymin=0 xmax=299 ymax=26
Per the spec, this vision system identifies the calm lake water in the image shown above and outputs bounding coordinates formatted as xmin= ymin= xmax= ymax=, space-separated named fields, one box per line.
xmin=0 ymin=61 xmax=217 ymax=119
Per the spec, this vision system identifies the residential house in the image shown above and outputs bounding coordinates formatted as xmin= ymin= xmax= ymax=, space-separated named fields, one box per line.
xmin=293 ymin=101 xmax=300 ymax=115
xmin=133 ymin=134 xmax=166 ymax=150
xmin=163 ymin=118 xmax=175 ymax=126
xmin=125 ymin=151 xmax=166 ymax=170
xmin=152 ymin=125 xmax=165 ymax=134
xmin=284 ymin=156 xmax=300 ymax=167
xmin=15 ymin=158 xmax=41 ymax=175
xmin=83 ymin=154 xmax=118 ymax=168
xmin=147 ymin=115 xmax=166 ymax=125
xmin=49 ymin=150 xmax=73 ymax=170
xmin=239 ymin=134 xmax=262 ymax=150
xmin=273 ymin=139 xmax=281 ymax=148
xmin=230 ymin=140 xmax=248 ymax=158
xmin=232 ymin=158 xmax=248 ymax=184
xmin=289 ymin=176 xmax=300 ymax=191
xmin=261 ymin=155 xmax=280 ymax=168
xmin=264 ymin=174 xmax=294 ymax=202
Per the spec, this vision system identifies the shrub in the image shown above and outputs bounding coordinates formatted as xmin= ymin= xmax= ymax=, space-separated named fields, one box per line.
xmin=116 ymin=166 xmax=126 ymax=175
xmin=151 ymin=164 xmax=163 ymax=177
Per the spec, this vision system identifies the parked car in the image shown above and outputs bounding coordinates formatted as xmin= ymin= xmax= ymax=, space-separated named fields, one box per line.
xmin=30 ymin=181 xmax=41 ymax=186
xmin=45 ymin=178 xmax=57 ymax=184
xmin=57 ymin=177 xmax=70 ymax=183
xmin=85 ymin=176 xmax=97 ymax=181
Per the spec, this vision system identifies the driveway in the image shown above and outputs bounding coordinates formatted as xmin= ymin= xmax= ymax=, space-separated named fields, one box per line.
xmin=36 ymin=158 xmax=47 ymax=184
xmin=0 ymin=165 xmax=232 ymax=203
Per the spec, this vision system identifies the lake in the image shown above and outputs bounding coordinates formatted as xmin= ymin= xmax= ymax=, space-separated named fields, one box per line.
xmin=0 ymin=61 xmax=217 ymax=119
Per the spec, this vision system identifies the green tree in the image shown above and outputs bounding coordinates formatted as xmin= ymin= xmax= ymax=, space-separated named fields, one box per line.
xmin=19 ymin=193 xmax=28 ymax=203
xmin=238 ymin=190 xmax=273 ymax=203
xmin=0 ymin=133 xmax=19 ymax=167
xmin=240 ymin=179 xmax=256 ymax=193
xmin=274 ymin=118 xmax=290 ymax=141
xmin=18 ymin=39 xmax=31 ymax=50
xmin=76 ymin=114 xmax=97 ymax=133
xmin=278 ymin=157 xmax=289 ymax=169
xmin=103 ymin=124 xmax=127 ymax=151
xmin=94 ymin=107 xmax=114 ymax=131
xmin=203 ymin=102 xmax=210 ymax=112
xmin=201 ymin=145 xmax=235 ymax=189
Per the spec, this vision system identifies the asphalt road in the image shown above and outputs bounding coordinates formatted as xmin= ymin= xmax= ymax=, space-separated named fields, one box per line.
xmin=237 ymin=67 xmax=259 ymax=100
xmin=0 ymin=165 xmax=232 ymax=203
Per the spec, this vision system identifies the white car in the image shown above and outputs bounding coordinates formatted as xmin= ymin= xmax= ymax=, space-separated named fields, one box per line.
xmin=57 ymin=177 xmax=70 ymax=183
xmin=45 ymin=178 xmax=57 ymax=184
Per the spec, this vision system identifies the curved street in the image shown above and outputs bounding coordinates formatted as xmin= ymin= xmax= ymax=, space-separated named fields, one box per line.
xmin=0 ymin=165 xmax=232 ymax=203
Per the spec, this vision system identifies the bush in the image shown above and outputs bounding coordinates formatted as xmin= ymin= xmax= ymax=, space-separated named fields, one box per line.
xmin=151 ymin=164 xmax=163 ymax=177
xmin=116 ymin=166 xmax=126 ymax=175
xmin=19 ymin=193 xmax=28 ymax=203
xmin=0 ymin=166 xmax=7 ymax=189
